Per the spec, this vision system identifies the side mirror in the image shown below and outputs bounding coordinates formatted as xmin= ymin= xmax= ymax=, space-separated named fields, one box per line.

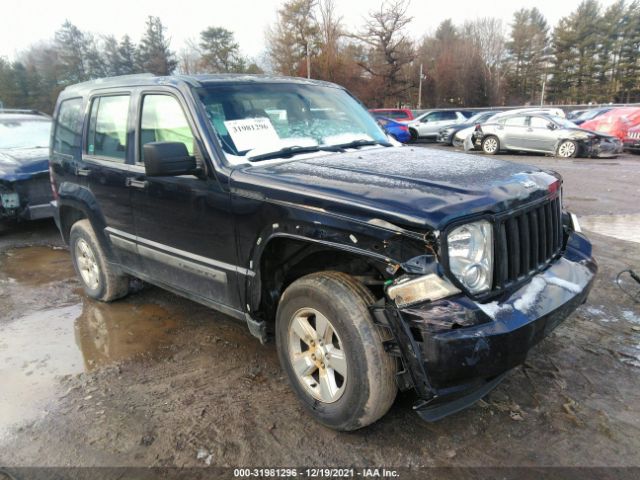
xmin=548 ymin=122 xmax=557 ymax=130
xmin=143 ymin=142 xmax=197 ymax=177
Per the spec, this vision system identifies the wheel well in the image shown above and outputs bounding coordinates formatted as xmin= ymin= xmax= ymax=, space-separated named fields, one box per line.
xmin=257 ymin=238 xmax=387 ymax=324
xmin=59 ymin=206 xmax=87 ymax=244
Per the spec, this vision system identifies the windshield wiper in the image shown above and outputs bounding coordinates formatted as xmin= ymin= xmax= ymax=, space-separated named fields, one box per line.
xmin=327 ymin=139 xmax=392 ymax=150
xmin=248 ymin=145 xmax=322 ymax=162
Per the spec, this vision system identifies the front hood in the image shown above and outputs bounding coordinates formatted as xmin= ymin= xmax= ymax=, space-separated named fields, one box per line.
xmin=0 ymin=148 xmax=50 ymax=182
xmin=561 ymin=128 xmax=618 ymax=141
xmin=231 ymin=146 xmax=560 ymax=231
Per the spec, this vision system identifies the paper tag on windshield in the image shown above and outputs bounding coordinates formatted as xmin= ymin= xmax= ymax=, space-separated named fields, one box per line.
xmin=224 ymin=118 xmax=280 ymax=152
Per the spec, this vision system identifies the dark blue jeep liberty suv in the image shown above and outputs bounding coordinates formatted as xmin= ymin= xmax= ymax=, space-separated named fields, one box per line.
xmin=49 ymin=74 xmax=596 ymax=430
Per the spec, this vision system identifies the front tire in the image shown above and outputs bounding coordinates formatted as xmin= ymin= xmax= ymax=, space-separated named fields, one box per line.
xmin=557 ymin=140 xmax=578 ymax=158
xmin=276 ymin=271 xmax=397 ymax=431
xmin=69 ymin=219 xmax=129 ymax=302
xmin=481 ymin=135 xmax=500 ymax=154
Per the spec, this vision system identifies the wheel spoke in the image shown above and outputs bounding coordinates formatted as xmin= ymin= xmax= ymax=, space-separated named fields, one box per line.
xmin=319 ymin=369 xmax=339 ymax=401
xmin=314 ymin=312 xmax=330 ymax=341
xmin=327 ymin=347 xmax=347 ymax=377
xmin=291 ymin=315 xmax=316 ymax=344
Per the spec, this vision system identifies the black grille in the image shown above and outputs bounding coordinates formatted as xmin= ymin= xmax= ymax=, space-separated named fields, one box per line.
xmin=494 ymin=196 xmax=564 ymax=290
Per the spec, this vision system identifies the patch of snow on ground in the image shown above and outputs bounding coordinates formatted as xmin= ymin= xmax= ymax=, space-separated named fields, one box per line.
xmin=622 ymin=310 xmax=640 ymax=325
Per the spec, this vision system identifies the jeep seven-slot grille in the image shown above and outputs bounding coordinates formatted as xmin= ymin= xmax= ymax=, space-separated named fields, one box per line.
xmin=494 ymin=196 xmax=564 ymax=290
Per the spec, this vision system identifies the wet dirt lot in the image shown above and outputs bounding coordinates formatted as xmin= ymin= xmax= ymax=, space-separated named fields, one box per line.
xmin=1 ymin=149 xmax=640 ymax=472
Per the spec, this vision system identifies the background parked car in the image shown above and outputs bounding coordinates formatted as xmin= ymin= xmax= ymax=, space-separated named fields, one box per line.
xmin=368 ymin=108 xmax=414 ymax=121
xmin=572 ymin=107 xmax=612 ymax=126
xmin=0 ymin=109 xmax=54 ymax=230
xmin=437 ymin=111 xmax=502 ymax=145
xmin=375 ymin=115 xmax=411 ymax=143
xmin=406 ymin=110 xmax=471 ymax=141
xmin=473 ymin=113 xmax=622 ymax=158
xmin=452 ymin=108 xmax=561 ymax=149
xmin=623 ymin=124 xmax=640 ymax=153
xmin=580 ymin=107 xmax=640 ymax=140
xmin=567 ymin=109 xmax=589 ymax=120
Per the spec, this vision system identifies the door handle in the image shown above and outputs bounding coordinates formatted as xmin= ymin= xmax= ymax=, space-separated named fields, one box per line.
xmin=126 ymin=178 xmax=148 ymax=189
xmin=76 ymin=167 xmax=91 ymax=176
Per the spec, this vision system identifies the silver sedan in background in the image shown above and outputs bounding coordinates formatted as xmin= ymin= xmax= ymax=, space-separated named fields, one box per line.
xmin=472 ymin=113 xmax=622 ymax=158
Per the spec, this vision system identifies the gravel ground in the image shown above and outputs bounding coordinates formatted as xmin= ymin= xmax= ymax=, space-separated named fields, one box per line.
xmin=0 ymin=147 xmax=639 ymax=474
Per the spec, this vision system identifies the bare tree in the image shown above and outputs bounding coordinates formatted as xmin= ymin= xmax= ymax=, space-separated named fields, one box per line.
xmin=463 ymin=18 xmax=507 ymax=104
xmin=315 ymin=0 xmax=343 ymax=80
xmin=177 ymin=39 xmax=202 ymax=75
xmin=351 ymin=0 xmax=415 ymax=106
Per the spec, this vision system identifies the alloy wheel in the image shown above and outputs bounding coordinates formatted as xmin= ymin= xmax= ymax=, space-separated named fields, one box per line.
xmin=288 ymin=307 xmax=348 ymax=403
xmin=75 ymin=238 xmax=100 ymax=290
xmin=483 ymin=137 xmax=498 ymax=154
xmin=558 ymin=141 xmax=576 ymax=158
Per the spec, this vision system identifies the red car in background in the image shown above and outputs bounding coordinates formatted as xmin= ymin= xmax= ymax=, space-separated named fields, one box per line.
xmin=623 ymin=124 xmax=640 ymax=153
xmin=581 ymin=107 xmax=640 ymax=140
xmin=368 ymin=108 xmax=414 ymax=121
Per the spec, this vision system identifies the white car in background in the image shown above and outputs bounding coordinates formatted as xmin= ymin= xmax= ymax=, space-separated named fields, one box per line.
xmin=406 ymin=110 xmax=470 ymax=141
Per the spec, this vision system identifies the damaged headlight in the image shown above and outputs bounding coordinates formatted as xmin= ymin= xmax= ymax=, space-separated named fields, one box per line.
xmin=447 ymin=220 xmax=493 ymax=294
xmin=387 ymin=274 xmax=460 ymax=307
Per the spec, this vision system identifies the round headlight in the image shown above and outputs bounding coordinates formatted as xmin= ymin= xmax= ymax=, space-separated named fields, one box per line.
xmin=447 ymin=220 xmax=493 ymax=294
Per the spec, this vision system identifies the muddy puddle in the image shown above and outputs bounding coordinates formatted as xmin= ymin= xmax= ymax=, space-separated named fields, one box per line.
xmin=580 ymin=214 xmax=640 ymax=244
xmin=0 ymin=246 xmax=182 ymax=436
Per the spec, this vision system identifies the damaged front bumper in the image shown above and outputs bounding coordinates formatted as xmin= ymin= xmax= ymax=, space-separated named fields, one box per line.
xmin=0 ymin=177 xmax=54 ymax=222
xmin=580 ymin=137 xmax=623 ymax=158
xmin=372 ymin=231 xmax=596 ymax=422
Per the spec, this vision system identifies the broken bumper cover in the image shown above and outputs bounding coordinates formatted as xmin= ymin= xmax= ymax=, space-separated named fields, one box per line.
xmin=373 ymin=231 xmax=596 ymax=421
xmin=586 ymin=137 xmax=623 ymax=158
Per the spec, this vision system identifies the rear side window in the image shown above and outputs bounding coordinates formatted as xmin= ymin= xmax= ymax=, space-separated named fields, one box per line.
xmin=441 ymin=111 xmax=458 ymax=121
xmin=139 ymin=94 xmax=195 ymax=163
xmin=53 ymin=98 xmax=82 ymax=157
xmin=504 ymin=116 xmax=527 ymax=127
xmin=87 ymin=95 xmax=130 ymax=162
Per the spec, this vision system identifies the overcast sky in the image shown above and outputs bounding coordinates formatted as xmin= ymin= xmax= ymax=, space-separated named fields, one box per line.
xmin=1 ymin=0 xmax=623 ymax=61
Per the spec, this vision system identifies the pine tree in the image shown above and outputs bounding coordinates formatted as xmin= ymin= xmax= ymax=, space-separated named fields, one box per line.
xmin=118 ymin=35 xmax=138 ymax=74
xmin=136 ymin=16 xmax=178 ymax=75
xmin=199 ymin=27 xmax=245 ymax=73
xmin=55 ymin=20 xmax=89 ymax=83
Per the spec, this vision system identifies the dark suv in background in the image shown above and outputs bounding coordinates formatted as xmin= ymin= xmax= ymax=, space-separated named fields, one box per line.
xmin=50 ymin=74 xmax=596 ymax=431
xmin=0 ymin=109 xmax=53 ymax=229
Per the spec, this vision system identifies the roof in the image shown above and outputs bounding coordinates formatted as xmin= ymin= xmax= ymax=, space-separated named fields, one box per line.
xmin=0 ymin=109 xmax=50 ymax=119
xmin=0 ymin=112 xmax=51 ymax=122
xmin=61 ymin=73 xmax=340 ymax=96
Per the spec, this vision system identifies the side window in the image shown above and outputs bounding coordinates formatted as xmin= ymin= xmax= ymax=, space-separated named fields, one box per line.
xmin=140 ymin=95 xmax=195 ymax=163
xmin=504 ymin=116 xmax=528 ymax=127
xmin=53 ymin=98 xmax=82 ymax=156
xmin=442 ymin=111 xmax=458 ymax=121
xmin=87 ymin=95 xmax=130 ymax=162
xmin=421 ymin=113 xmax=436 ymax=123
xmin=530 ymin=117 xmax=550 ymax=128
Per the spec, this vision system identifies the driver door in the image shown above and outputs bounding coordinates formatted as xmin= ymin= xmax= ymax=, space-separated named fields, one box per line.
xmin=526 ymin=116 xmax=560 ymax=152
xmin=129 ymin=89 xmax=240 ymax=310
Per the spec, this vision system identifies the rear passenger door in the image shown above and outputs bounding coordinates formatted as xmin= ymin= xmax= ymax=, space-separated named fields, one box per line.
xmin=83 ymin=93 xmax=140 ymax=269
xmin=501 ymin=116 xmax=529 ymax=150
xmin=129 ymin=89 xmax=240 ymax=311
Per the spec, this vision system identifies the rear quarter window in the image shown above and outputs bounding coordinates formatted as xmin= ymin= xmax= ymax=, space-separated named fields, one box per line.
xmin=53 ymin=98 xmax=83 ymax=157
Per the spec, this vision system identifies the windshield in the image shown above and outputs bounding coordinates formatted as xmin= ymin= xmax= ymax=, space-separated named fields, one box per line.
xmin=0 ymin=118 xmax=51 ymax=149
xmin=578 ymin=109 xmax=607 ymax=121
xmin=197 ymin=83 xmax=388 ymax=163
